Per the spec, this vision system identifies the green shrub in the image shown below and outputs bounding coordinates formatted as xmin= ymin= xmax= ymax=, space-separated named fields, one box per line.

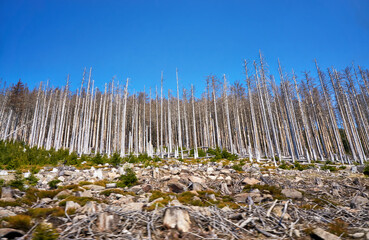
xmin=26 ymin=174 xmax=39 ymax=186
xmin=65 ymin=152 xmax=79 ymax=166
xmin=109 ymin=152 xmax=122 ymax=166
xmin=117 ymin=168 xmax=138 ymax=188
xmin=207 ymin=147 xmax=238 ymax=161
xmin=9 ymin=170 xmax=25 ymax=191
xmin=92 ymin=153 xmax=104 ymax=165
xmin=0 ymin=178 xmax=5 ymax=187
xmin=232 ymin=164 xmax=243 ymax=171
xmin=321 ymin=164 xmax=337 ymax=172
xmin=5 ymin=214 xmax=32 ymax=231
xmin=30 ymin=166 xmax=40 ymax=174
xmin=153 ymin=156 xmax=161 ymax=162
xmin=279 ymin=160 xmax=291 ymax=170
xmin=364 ymin=164 xmax=369 ymax=177
xmin=189 ymin=148 xmax=206 ymax=158
xmin=32 ymin=223 xmax=59 ymax=240
xmin=48 ymin=179 xmax=61 ymax=189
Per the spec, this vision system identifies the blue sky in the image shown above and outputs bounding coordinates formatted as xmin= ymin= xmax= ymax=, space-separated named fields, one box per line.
xmin=0 ymin=0 xmax=368 ymax=94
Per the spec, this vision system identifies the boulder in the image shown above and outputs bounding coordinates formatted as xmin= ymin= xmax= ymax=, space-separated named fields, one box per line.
xmin=129 ymin=186 xmax=142 ymax=194
xmin=55 ymin=189 xmax=71 ymax=199
xmin=191 ymin=182 xmax=203 ymax=191
xmin=167 ymin=180 xmax=186 ymax=193
xmin=121 ymin=202 xmax=144 ymax=211
xmin=40 ymin=198 xmax=53 ymax=204
xmin=93 ymin=169 xmax=104 ymax=180
xmin=234 ymin=192 xmax=260 ymax=203
xmin=142 ymin=184 xmax=152 ymax=192
xmin=79 ymin=201 xmax=102 ymax=215
xmin=83 ymin=184 xmax=105 ymax=191
xmin=350 ymin=196 xmax=369 ymax=209
xmin=188 ymin=176 xmax=205 ymax=184
xmin=0 ymin=228 xmax=24 ymax=239
xmin=163 ymin=207 xmax=191 ymax=233
xmin=357 ymin=165 xmax=365 ymax=173
xmin=242 ymin=177 xmax=260 ymax=185
xmin=1 ymin=187 xmax=13 ymax=200
xmin=77 ymin=190 xmax=92 ymax=198
xmin=0 ymin=209 xmax=16 ymax=217
xmin=106 ymin=183 xmax=117 ymax=188
xmin=312 ymin=228 xmax=340 ymax=240
xmin=65 ymin=201 xmax=81 ymax=211
xmin=281 ymin=189 xmax=302 ymax=199
xmin=350 ymin=232 xmax=365 ymax=238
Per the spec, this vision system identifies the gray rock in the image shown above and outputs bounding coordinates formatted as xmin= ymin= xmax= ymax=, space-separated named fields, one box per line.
xmin=0 ymin=209 xmax=16 ymax=217
xmin=77 ymin=190 xmax=92 ymax=198
xmin=142 ymin=184 xmax=152 ymax=192
xmin=357 ymin=165 xmax=365 ymax=173
xmin=312 ymin=228 xmax=340 ymax=240
xmin=63 ymin=170 xmax=74 ymax=176
xmin=188 ymin=175 xmax=205 ymax=184
xmin=1 ymin=187 xmax=13 ymax=200
xmin=129 ymin=186 xmax=143 ymax=194
xmin=234 ymin=193 xmax=260 ymax=203
xmin=208 ymin=194 xmax=216 ymax=201
xmin=242 ymin=177 xmax=260 ymax=185
xmin=350 ymin=232 xmax=365 ymax=238
xmin=167 ymin=180 xmax=186 ymax=193
xmin=350 ymin=196 xmax=369 ymax=209
xmin=0 ymin=228 xmax=24 ymax=239
xmin=83 ymin=184 xmax=105 ymax=191
xmin=79 ymin=201 xmax=102 ymax=215
xmin=163 ymin=207 xmax=191 ymax=233
xmin=281 ymin=189 xmax=302 ymax=199
xmin=65 ymin=201 xmax=81 ymax=211
xmin=40 ymin=198 xmax=53 ymax=204
xmin=121 ymin=202 xmax=144 ymax=211
xmin=191 ymin=182 xmax=203 ymax=191
xmin=54 ymin=189 xmax=72 ymax=199
xmin=105 ymin=183 xmax=117 ymax=188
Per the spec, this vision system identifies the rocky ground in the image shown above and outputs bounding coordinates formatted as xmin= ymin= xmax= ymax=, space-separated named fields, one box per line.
xmin=0 ymin=158 xmax=368 ymax=239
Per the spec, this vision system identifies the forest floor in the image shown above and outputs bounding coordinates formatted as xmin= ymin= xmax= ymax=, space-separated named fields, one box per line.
xmin=0 ymin=157 xmax=368 ymax=239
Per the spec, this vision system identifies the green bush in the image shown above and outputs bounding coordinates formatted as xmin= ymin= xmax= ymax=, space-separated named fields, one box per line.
xmin=48 ymin=179 xmax=61 ymax=189
xmin=65 ymin=152 xmax=79 ymax=166
xmin=109 ymin=152 xmax=122 ymax=166
xmin=189 ymin=148 xmax=206 ymax=158
xmin=232 ymin=164 xmax=243 ymax=171
xmin=363 ymin=164 xmax=369 ymax=177
xmin=32 ymin=223 xmax=59 ymax=240
xmin=5 ymin=214 xmax=32 ymax=231
xmin=92 ymin=153 xmax=104 ymax=165
xmin=0 ymin=178 xmax=5 ymax=187
xmin=279 ymin=160 xmax=292 ymax=170
xmin=321 ymin=164 xmax=338 ymax=172
xmin=117 ymin=168 xmax=138 ymax=188
xmin=9 ymin=170 xmax=25 ymax=191
xmin=207 ymin=147 xmax=238 ymax=161
xmin=26 ymin=174 xmax=39 ymax=186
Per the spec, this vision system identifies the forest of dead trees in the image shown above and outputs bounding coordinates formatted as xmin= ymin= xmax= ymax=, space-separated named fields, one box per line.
xmin=1 ymin=54 xmax=369 ymax=166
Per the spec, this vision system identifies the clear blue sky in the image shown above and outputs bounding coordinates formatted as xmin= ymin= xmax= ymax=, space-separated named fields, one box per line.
xmin=1 ymin=0 xmax=368 ymax=94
